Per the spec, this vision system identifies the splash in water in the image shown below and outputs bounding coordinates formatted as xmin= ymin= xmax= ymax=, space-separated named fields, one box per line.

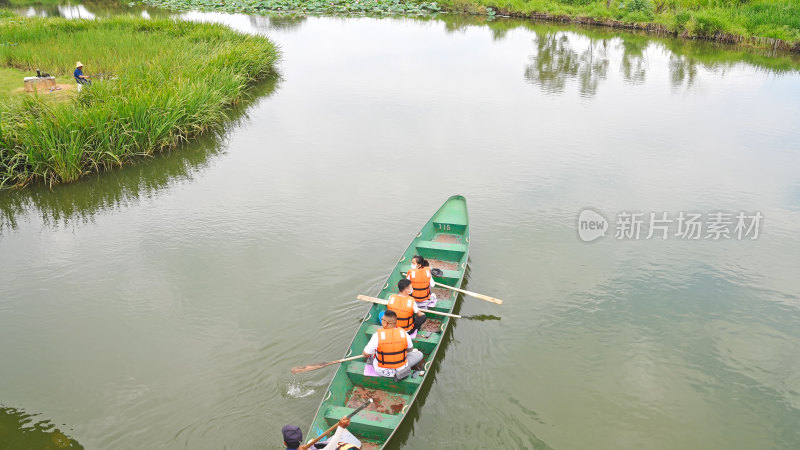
xmin=285 ymin=380 xmax=316 ymax=399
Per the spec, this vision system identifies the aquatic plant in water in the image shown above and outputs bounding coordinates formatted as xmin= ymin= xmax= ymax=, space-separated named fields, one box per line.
xmin=137 ymin=0 xmax=442 ymax=16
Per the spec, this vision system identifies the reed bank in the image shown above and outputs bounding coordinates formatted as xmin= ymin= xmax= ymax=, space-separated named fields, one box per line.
xmin=0 ymin=13 xmax=279 ymax=188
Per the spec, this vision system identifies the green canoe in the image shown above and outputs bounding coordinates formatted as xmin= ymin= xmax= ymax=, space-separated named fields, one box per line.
xmin=304 ymin=195 xmax=470 ymax=449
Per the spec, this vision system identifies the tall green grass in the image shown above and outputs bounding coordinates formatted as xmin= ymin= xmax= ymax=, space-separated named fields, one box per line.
xmin=440 ymin=0 xmax=800 ymax=44
xmin=0 ymin=15 xmax=279 ymax=188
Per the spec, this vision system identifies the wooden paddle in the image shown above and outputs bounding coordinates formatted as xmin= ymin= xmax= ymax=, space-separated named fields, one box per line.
xmin=291 ymin=354 xmax=364 ymax=374
xmin=401 ymin=269 xmax=503 ymax=305
xmin=434 ymin=283 xmax=504 ymax=305
xmin=356 ymin=295 xmax=462 ymax=318
xmin=299 ymin=398 xmax=373 ymax=450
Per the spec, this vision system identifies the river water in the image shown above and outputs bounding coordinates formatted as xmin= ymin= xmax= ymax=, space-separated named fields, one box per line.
xmin=1 ymin=6 xmax=800 ymax=450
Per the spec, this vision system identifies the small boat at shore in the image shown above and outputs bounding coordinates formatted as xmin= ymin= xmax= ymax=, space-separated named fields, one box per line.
xmin=304 ymin=195 xmax=470 ymax=449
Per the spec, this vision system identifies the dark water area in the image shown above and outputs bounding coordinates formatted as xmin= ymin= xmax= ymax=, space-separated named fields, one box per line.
xmin=0 ymin=407 xmax=82 ymax=449
xmin=2 ymin=5 xmax=800 ymax=450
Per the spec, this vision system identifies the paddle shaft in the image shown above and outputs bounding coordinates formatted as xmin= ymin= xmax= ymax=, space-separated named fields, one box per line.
xmin=434 ymin=283 xmax=503 ymax=305
xmin=346 ymin=398 xmax=373 ymax=418
xmin=400 ymin=271 xmax=503 ymax=305
xmin=356 ymin=295 xmax=461 ymax=318
xmin=300 ymin=399 xmax=372 ymax=450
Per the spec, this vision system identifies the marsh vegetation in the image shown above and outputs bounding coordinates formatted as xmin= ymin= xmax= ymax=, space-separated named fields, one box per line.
xmin=137 ymin=0 xmax=800 ymax=50
xmin=0 ymin=14 xmax=278 ymax=188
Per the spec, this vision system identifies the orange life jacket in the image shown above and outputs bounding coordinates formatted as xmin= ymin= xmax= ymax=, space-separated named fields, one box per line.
xmin=375 ymin=327 xmax=408 ymax=369
xmin=408 ymin=268 xmax=432 ymax=302
xmin=387 ymin=294 xmax=415 ymax=332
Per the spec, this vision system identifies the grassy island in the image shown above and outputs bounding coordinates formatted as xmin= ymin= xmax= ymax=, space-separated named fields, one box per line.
xmin=0 ymin=14 xmax=279 ymax=188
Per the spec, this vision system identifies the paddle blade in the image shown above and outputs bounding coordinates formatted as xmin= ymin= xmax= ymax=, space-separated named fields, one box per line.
xmin=291 ymin=361 xmax=330 ymax=374
xmin=475 ymin=294 xmax=503 ymax=305
xmin=439 ymin=283 xmax=504 ymax=305
xmin=357 ymin=295 xmax=387 ymax=305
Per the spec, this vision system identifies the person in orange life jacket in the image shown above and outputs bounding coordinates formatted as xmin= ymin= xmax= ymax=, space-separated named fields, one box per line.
xmin=362 ymin=310 xmax=423 ymax=378
xmin=281 ymin=417 xmax=361 ymax=450
xmin=386 ymin=279 xmax=427 ymax=334
xmin=407 ymin=255 xmax=436 ymax=308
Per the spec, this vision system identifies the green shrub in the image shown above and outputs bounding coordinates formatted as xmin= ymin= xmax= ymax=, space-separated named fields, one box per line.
xmin=688 ymin=10 xmax=730 ymax=36
xmin=626 ymin=0 xmax=654 ymax=15
xmin=447 ymin=0 xmax=480 ymax=13
xmin=559 ymin=0 xmax=595 ymax=7
xmin=671 ymin=9 xmax=692 ymax=31
xmin=624 ymin=10 xmax=654 ymax=21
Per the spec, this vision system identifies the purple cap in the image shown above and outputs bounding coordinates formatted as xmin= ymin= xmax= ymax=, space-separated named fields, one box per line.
xmin=282 ymin=425 xmax=303 ymax=447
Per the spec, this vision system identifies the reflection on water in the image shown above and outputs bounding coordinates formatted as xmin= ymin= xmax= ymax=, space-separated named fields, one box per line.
xmin=619 ymin=35 xmax=648 ymax=85
xmin=428 ymin=15 xmax=800 ymax=92
xmin=462 ymin=314 xmax=501 ymax=321
xmin=5 ymin=0 xmax=172 ymax=18
xmin=249 ymin=12 xmax=307 ymax=31
xmin=524 ymin=32 xmax=613 ymax=97
xmin=525 ymin=32 xmax=580 ymax=94
xmin=523 ymin=27 xmax=800 ymax=96
xmin=0 ymin=76 xmax=280 ymax=232
xmin=669 ymin=53 xmax=699 ymax=89
xmin=17 ymin=4 xmax=95 ymax=18
xmin=0 ymin=406 xmax=83 ymax=449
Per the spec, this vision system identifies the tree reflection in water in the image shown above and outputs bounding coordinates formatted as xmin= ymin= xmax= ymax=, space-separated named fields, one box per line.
xmin=524 ymin=32 xmax=609 ymax=97
xmin=669 ymin=53 xmax=699 ymax=89
xmin=577 ymin=36 xmax=610 ymax=97
xmin=619 ymin=35 xmax=649 ymax=85
xmin=3 ymin=0 xmax=172 ymax=18
xmin=248 ymin=13 xmax=307 ymax=32
xmin=522 ymin=24 xmax=799 ymax=95
xmin=524 ymin=33 xmax=580 ymax=95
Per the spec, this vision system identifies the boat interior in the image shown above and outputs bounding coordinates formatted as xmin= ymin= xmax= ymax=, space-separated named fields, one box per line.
xmin=307 ymin=196 xmax=469 ymax=449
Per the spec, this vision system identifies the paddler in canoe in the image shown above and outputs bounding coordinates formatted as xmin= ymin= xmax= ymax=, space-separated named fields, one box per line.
xmin=407 ymin=255 xmax=436 ymax=308
xmin=361 ymin=310 xmax=424 ymax=378
xmin=385 ymin=279 xmax=427 ymax=334
xmin=281 ymin=417 xmax=360 ymax=449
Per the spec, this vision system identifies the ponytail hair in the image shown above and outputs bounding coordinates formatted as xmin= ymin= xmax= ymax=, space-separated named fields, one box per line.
xmin=412 ymin=254 xmax=429 ymax=267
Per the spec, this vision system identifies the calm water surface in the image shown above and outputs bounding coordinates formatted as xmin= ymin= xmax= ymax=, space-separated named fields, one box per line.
xmin=1 ymin=8 xmax=800 ymax=450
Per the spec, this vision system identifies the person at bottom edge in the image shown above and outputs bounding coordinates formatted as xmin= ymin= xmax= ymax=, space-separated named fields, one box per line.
xmin=362 ymin=310 xmax=424 ymax=378
xmin=282 ymin=417 xmax=361 ymax=449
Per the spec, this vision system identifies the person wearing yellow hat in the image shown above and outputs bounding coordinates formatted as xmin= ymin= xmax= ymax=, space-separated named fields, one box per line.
xmin=74 ymin=61 xmax=91 ymax=91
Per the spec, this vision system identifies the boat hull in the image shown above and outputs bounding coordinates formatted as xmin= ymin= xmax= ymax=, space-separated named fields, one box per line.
xmin=305 ymin=195 xmax=470 ymax=449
